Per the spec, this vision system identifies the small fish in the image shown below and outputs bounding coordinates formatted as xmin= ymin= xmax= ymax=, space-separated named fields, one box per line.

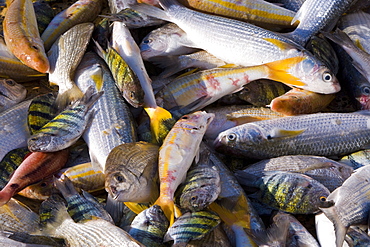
xmin=39 ymin=194 xmax=145 ymax=247
xmin=47 ymin=23 xmax=94 ymax=109
xmin=0 ymin=79 xmax=27 ymax=113
xmin=270 ymin=88 xmax=336 ymax=116
xmin=129 ymin=205 xmax=169 ymax=247
xmin=139 ymin=23 xmax=198 ymax=61
xmin=27 ymin=87 xmax=103 ymax=152
xmin=214 ymin=111 xmax=370 ymax=159
xmin=236 ymin=171 xmax=333 ymax=214
xmin=320 ymin=165 xmax=370 ymax=247
xmin=155 ymin=111 xmax=214 ymax=225
xmin=105 ymin=142 xmax=159 ymax=203
xmin=237 ymin=79 xmax=290 ymax=107
xmin=3 ymin=0 xmax=50 ymax=73
xmin=41 ymin=0 xmax=103 ymax=51
xmin=0 ymin=147 xmax=30 ymax=189
xmin=94 ymin=40 xmax=144 ymax=108
xmin=0 ymin=149 xmax=69 ymax=206
xmin=339 ymin=149 xmax=370 ymax=170
xmin=164 ymin=210 xmax=221 ymax=246
xmin=176 ymin=149 xmax=221 ymax=212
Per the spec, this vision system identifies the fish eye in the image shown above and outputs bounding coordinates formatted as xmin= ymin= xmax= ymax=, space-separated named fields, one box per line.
xmin=5 ymin=79 xmax=15 ymax=86
xmin=319 ymin=196 xmax=327 ymax=202
xmin=32 ymin=45 xmax=39 ymax=50
xmin=40 ymin=182 xmax=47 ymax=187
xmin=322 ymin=72 xmax=332 ymax=82
xmin=114 ymin=175 xmax=125 ymax=183
xmin=143 ymin=39 xmax=151 ymax=44
xmin=191 ymin=196 xmax=197 ymax=201
xmin=227 ymin=133 xmax=237 ymax=141
xmin=361 ymin=86 xmax=370 ymax=95
xmin=130 ymin=91 xmax=136 ymax=99
xmin=181 ymin=116 xmax=188 ymax=120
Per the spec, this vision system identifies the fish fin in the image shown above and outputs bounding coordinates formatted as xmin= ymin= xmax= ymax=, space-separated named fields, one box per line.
xmin=218 ymin=64 xmax=238 ymax=68
xmin=263 ymin=38 xmax=294 ymax=50
xmin=124 ymin=201 xmax=149 ymax=215
xmin=267 ymin=127 xmax=306 ymax=138
xmin=234 ymin=171 xmax=259 ymax=188
xmin=39 ymin=194 xmax=69 ymax=233
xmin=291 ymin=4 xmax=303 ymax=25
xmin=226 ymin=114 xmax=269 ymax=124
xmin=0 ymin=185 xmax=17 ymax=207
xmin=131 ymin=3 xmax=172 ymax=22
xmin=53 ymin=175 xmax=78 ymax=198
xmin=154 ymin=196 xmax=177 ymax=226
xmin=92 ymin=39 xmax=106 ymax=59
xmin=144 ymin=106 xmax=175 ymax=144
xmin=264 ymin=56 xmax=306 ymax=87
xmin=88 ymin=150 xmax=104 ymax=172
xmin=89 ymin=64 xmax=104 ymax=92
xmin=78 ymin=86 xmax=104 ymax=109
xmin=105 ymin=194 xmax=126 ymax=225
xmin=294 ymin=162 xmax=335 ymax=173
xmin=174 ymin=68 xmax=199 ymax=79
xmin=319 ymin=206 xmax=348 ymax=247
xmin=55 ymin=83 xmax=84 ymax=110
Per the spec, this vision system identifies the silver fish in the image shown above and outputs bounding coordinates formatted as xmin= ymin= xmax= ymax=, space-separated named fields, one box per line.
xmin=0 ymin=79 xmax=27 ymax=112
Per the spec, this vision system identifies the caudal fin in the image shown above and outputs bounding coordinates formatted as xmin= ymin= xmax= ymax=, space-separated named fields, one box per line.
xmin=144 ymin=106 xmax=176 ymax=145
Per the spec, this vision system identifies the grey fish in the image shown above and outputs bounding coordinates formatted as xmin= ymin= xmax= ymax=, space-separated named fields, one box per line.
xmin=339 ymin=149 xmax=370 ymax=170
xmin=74 ymin=52 xmax=137 ymax=172
xmin=235 ymin=155 xmax=353 ymax=191
xmin=320 ymin=165 xmax=370 ymax=247
xmin=345 ymin=226 xmax=370 ymax=247
xmin=0 ymin=79 xmax=27 ymax=113
xmin=129 ymin=205 xmax=169 ymax=247
xmin=214 ymin=111 xmax=370 ymax=160
xmin=105 ymin=141 xmax=159 ymax=203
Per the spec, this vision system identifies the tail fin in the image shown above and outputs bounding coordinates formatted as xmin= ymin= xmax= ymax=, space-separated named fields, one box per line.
xmin=154 ymin=196 xmax=181 ymax=226
xmin=55 ymin=82 xmax=84 ymax=110
xmin=144 ymin=106 xmax=176 ymax=145
xmin=39 ymin=194 xmax=69 ymax=234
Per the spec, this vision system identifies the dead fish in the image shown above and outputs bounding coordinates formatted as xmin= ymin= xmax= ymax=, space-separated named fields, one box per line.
xmin=0 ymin=79 xmax=27 ymax=113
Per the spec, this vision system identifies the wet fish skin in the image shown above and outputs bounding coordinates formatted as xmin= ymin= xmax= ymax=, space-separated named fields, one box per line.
xmin=27 ymin=93 xmax=57 ymax=135
xmin=237 ymin=171 xmax=333 ymax=214
xmin=3 ymin=0 xmax=50 ymax=73
xmin=27 ymin=87 xmax=103 ymax=152
xmin=339 ymin=149 xmax=370 ymax=170
xmin=0 ymin=79 xmax=27 ymax=112
xmin=320 ymin=165 xmax=370 ymax=247
xmin=105 ymin=142 xmax=159 ymax=203
xmin=0 ymin=147 xmax=30 ymax=189
xmin=214 ymin=111 xmax=370 ymax=159
xmin=129 ymin=205 xmax=169 ymax=247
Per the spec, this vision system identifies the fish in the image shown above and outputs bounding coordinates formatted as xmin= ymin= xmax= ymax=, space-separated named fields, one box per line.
xmin=27 ymin=92 xmax=57 ymax=135
xmin=33 ymin=0 xmax=55 ymax=34
xmin=1 ymin=231 xmax=66 ymax=246
xmin=319 ymin=165 xmax=370 ymax=247
xmin=132 ymin=0 xmax=340 ymax=94
xmin=74 ymin=52 xmax=137 ymax=171
xmin=182 ymin=224 xmax=232 ymax=247
xmin=3 ymin=0 xmax=50 ymax=73
xmin=175 ymin=149 xmax=221 ymax=212
xmin=47 ymin=23 xmax=94 ymax=109
xmin=155 ymin=111 xmax=214 ymax=225
xmin=270 ymin=88 xmax=336 ymax=116
xmin=0 ymin=147 xmax=30 ymax=189
xmin=105 ymin=141 xmax=159 ymax=203
xmin=54 ymin=175 xmax=114 ymax=223
xmin=94 ymin=40 xmax=144 ymax=108
xmin=345 ymin=226 xmax=370 ymax=247
xmin=214 ymin=111 xmax=370 ymax=159
xmin=0 ymin=99 xmax=32 ymax=161
xmin=27 ymin=86 xmax=103 ymax=152
xmin=237 ymin=79 xmax=290 ymax=107
xmin=164 ymin=210 xmax=221 ymax=246
xmin=236 ymin=171 xmax=333 ymax=214
xmin=0 ymin=79 xmax=27 ymax=113
xmin=235 ymin=155 xmax=353 ymax=192
xmin=39 ymin=194 xmax=145 ymax=247
xmin=339 ymin=149 xmax=370 ymax=170
xmin=139 ymin=23 xmax=198 ymax=61
xmin=284 ymin=0 xmax=354 ymax=46
xmin=0 ymin=149 xmax=69 ymax=206
xmin=273 ymin=0 xmax=305 ymax=12
xmin=41 ymin=0 xmax=103 ymax=51
xmin=128 ymin=205 xmax=169 ymax=247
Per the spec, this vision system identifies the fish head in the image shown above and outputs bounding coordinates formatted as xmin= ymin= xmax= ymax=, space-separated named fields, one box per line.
xmin=140 ymin=34 xmax=167 ymax=60
xmin=130 ymin=205 xmax=169 ymax=231
xmin=123 ymin=82 xmax=145 ymax=108
xmin=0 ymin=79 xmax=27 ymax=102
xmin=27 ymin=134 xmax=55 ymax=152
xmin=180 ymin=186 xmax=219 ymax=211
xmin=357 ymin=84 xmax=370 ymax=110
xmin=176 ymin=111 xmax=215 ymax=131
xmin=20 ymin=38 xmax=50 ymax=73
xmin=18 ymin=177 xmax=55 ymax=200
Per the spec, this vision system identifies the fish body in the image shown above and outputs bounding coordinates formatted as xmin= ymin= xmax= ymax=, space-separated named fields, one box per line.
xmin=3 ymin=0 xmax=50 ymax=73
xmin=74 ymin=52 xmax=137 ymax=171
xmin=339 ymin=149 xmax=370 ymax=170
xmin=237 ymin=171 xmax=333 ymax=214
xmin=0 ymin=79 xmax=27 ymax=112
xmin=47 ymin=23 xmax=94 ymax=109
xmin=320 ymin=165 xmax=370 ymax=247
xmin=235 ymin=155 xmax=353 ymax=192
xmin=0 ymin=149 xmax=69 ymax=206
xmin=155 ymin=111 xmax=214 ymax=225
xmin=133 ymin=0 xmax=340 ymax=94
xmin=41 ymin=0 xmax=103 ymax=51
xmin=129 ymin=205 xmax=169 ymax=247
xmin=27 ymin=87 xmax=103 ymax=152
xmin=286 ymin=0 xmax=354 ymax=46
xmin=215 ymin=111 xmax=370 ymax=159
xmin=345 ymin=226 xmax=370 ymax=247
xmin=105 ymin=142 xmax=159 ymax=203
xmin=0 ymin=147 xmax=30 ymax=189
xmin=270 ymin=88 xmax=336 ymax=116
xmin=0 ymin=99 xmax=31 ymax=161
xmin=27 ymin=93 xmax=57 ymax=135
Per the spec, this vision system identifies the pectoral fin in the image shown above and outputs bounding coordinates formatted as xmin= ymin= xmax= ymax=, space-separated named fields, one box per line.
xmin=267 ymin=127 xmax=306 ymax=139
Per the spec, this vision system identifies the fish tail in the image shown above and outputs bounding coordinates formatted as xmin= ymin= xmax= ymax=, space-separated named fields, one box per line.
xmin=39 ymin=194 xmax=69 ymax=233
xmin=144 ymin=106 xmax=175 ymax=144
xmin=79 ymin=86 xmax=104 ymax=109
xmin=131 ymin=3 xmax=172 ymax=22
xmin=55 ymin=83 xmax=84 ymax=110
xmin=154 ymin=196 xmax=178 ymax=226
xmin=124 ymin=201 xmax=149 ymax=214
xmin=0 ymin=186 xmax=16 ymax=207
xmin=320 ymin=206 xmax=348 ymax=247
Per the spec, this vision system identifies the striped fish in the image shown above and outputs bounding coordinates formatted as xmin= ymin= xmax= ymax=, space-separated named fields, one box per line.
xmin=164 ymin=211 xmax=221 ymax=245
xmin=0 ymin=79 xmax=27 ymax=113
xmin=27 ymin=92 xmax=57 ymax=135
xmin=27 ymin=86 xmax=103 ymax=152
xmin=0 ymin=147 xmax=30 ymax=189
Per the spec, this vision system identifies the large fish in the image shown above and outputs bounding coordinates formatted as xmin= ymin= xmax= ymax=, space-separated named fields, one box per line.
xmin=214 ymin=111 xmax=370 ymax=159
xmin=133 ymin=0 xmax=340 ymax=94
xmin=0 ymin=79 xmax=27 ymax=113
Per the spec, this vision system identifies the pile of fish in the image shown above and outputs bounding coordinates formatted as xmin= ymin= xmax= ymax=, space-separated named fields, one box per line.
xmin=1 ymin=0 xmax=370 ymax=245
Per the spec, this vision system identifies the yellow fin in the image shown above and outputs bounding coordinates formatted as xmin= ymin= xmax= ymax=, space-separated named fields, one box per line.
xmin=90 ymin=66 xmax=104 ymax=92
xmin=174 ymin=68 xmax=199 ymax=79
xmin=268 ymin=127 xmax=306 ymax=138
xmin=263 ymin=38 xmax=293 ymax=50
xmin=264 ymin=56 xmax=306 ymax=87
xmin=154 ymin=196 xmax=179 ymax=226
xmin=218 ymin=64 xmax=237 ymax=68
xmin=355 ymin=39 xmax=365 ymax=52
xmin=55 ymin=83 xmax=84 ymax=109
xmin=144 ymin=106 xmax=174 ymax=145
xmin=124 ymin=202 xmax=149 ymax=214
